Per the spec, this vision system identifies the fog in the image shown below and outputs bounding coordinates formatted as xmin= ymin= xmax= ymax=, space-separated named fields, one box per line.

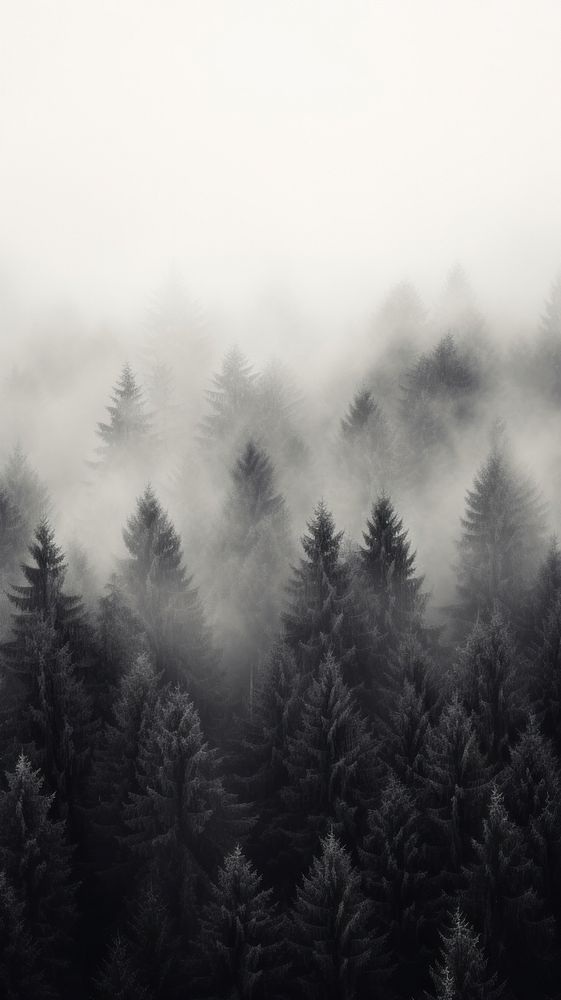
xmin=2 ymin=1 xmax=561 ymax=634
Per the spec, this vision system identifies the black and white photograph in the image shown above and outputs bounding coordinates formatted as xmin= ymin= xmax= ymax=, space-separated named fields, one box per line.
xmin=2 ymin=2 xmax=561 ymax=997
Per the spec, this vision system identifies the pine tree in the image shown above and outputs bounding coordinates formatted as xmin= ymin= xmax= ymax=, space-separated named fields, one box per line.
xmin=422 ymin=696 xmax=490 ymax=883
xmin=226 ymin=441 xmax=285 ymax=555
xmin=95 ymin=934 xmax=149 ymax=1000
xmin=94 ymin=574 xmax=147 ymax=716
xmin=93 ymin=654 xmax=159 ymax=885
xmin=280 ymin=653 xmax=374 ymax=879
xmin=194 ymin=846 xmax=285 ymax=1000
xmin=199 ymin=346 xmax=258 ymax=455
xmin=0 ymin=488 xmax=25 ymax=578
xmin=455 ymin=440 xmax=546 ymax=630
xmin=218 ymin=442 xmax=289 ymax=709
xmin=379 ymin=636 xmax=439 ymax=785
xmin=123 ymin=686 xmax=249 ymax=934
xmin=8 ymin=614 xmax=93 ymax=825
xmin=3 ymin=519 xmax=85 ymax=667
xmin=290 ymin=832 xmax=374 ymax=1000
xmin=283 ymin=501 xmax=355 ymax=676
xmin=529 ymin=537 xmax=561 ymax=639
xmin=0 ymin=871 xmax=51 ymax=1000
xmin=339 ymin=391 xmax=395 ymax=515
xmin=0 ymin=756 xmax=75 ymax=988
xmin=534 ymin=275 xmax=561 ymax=400
xmin=462 ymin=786 xmax=554 ymax=983
xmin=502 ymin=715 xmax=561 ymax=902
xmin=532 ymin=593 xmax=561 ymax=750
xmin=354 ymin=496 xmax=425 ymax=707
xmin=121 ymin=486 xmax=219 ymax=713
xmin=456 ymin=614 xmax=521 ymax=764
xmin=0 ymin=445 xmax=50 ymax=546
xmin=425 ymin=906 xmax=504 ymax=1000
xmin=96 ymin=363 xmax=151 ymax=463
xmin=361 ymin=772 xmax=429 ymax=995
xmin=238 ymin=643 xmax=301 ymax=874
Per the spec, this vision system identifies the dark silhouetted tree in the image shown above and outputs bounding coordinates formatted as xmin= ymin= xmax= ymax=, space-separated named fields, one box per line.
xmin=290 ymin=832 xmax=375 ymax=1000
xmin=0 ymin=756 xmax=75 ymax=990
xmin=280 ymin=653 xmax=374 ymax=879
xmin=0 ymin=870 xmax=51 ymax=1000
xmin=283 ymin=501 xmax=355 ymax=676
xmin=425 ymin=906 xmax=504 ymax=1000
xmin=194 ymin=845 xmax=285 ymax=1000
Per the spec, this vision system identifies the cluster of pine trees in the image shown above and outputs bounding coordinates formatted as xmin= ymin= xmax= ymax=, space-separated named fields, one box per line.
xmin=2 ymin=273 xmax=561 ymax=998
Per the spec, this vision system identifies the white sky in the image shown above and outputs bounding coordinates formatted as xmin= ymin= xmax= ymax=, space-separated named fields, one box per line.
xmin=1 ymin=0 xmax=561 ymax=328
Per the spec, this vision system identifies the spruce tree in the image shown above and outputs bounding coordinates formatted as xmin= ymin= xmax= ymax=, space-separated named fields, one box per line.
xmin=455 ymin=440 xmax=546 ymax=630
xmin=8 ymin=614 xmax=93 ymax=825
xmin=456 ymin=614 xmax=521 ymax=764
xmin=425 ymin=906 xmax=504 ymax=1000
xmin=379 ymin=635 xmax=439 ymax=784
xmin=94 ymin=575 xmax=147 ymax=716
xmin=0 ymin=756 xmax=75 ymax=989
xmin=361 ymin=772 xmax=429 ymax=995
xmin=280 ymin=653 xmax=374 ymax=879
xmin=238 ymin=643 xmax=301 ymax=874
xmin=462 ymin=787 xmax=554 ymax=986
xmin=422 ymin=696 xmax=490 ymax=884
xmin=354 ymin=496 xmax=425 ymax=707
xmin=0 ymin=488 xmax=24 ymax=578
xmin=95 ymin=934 xmax=148 ymax=1000
xmin=123 ymin=686 xmax=249 ymax=934
xmin=199 ymin=346 xmax=258 ymax=454
xmin=283 ymin=501 xmax=355 ymax=676
xmin=502 ymin=715 xmax=561 ymax=903
xmin=194 ymin=846 xmax=285 ymax=1000
xmin=0 ymin=871 xmax=51 ymax=1000
xmin=290 ymin=832 xmax=374 ymax=1000
xmin=532 ymin=594 xmax=561 ymax=751
xmin=96 ymin=363 xmax=151 ymax=462
xmin=121 ymin=486 xmax=218 ymax=714
xmin=226 ymin=440 xmax=285 ymax=555
xmin=3 ymin=519 xmax=85 ymax=667
xmin=0 ymin=445 xmax=50 ymax=546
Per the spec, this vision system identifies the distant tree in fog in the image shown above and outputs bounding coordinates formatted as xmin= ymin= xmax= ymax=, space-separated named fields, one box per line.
xmin=199 ymin=346 xmax=258 ymax=456
xmin=455 ymin=439 xmax=546 ymax=631
xmin=96 ymin=363 xmax=151 ymax=465
xmin=226 ymin=441 xmax=285 ymax=555
xmin=0 ymin=444 xmax=51 ymax=546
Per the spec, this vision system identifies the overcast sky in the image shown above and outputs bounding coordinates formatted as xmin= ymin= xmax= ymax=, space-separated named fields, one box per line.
xmin=2 ymin=0 xmax=561 ymax=329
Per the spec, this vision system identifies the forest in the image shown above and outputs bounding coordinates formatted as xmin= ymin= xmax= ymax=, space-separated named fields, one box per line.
xmin=2 ymin=266 xmax=561 ymax=1000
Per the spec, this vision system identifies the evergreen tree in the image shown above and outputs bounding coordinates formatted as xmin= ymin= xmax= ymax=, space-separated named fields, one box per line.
xmin=280 ymin=653 xmax=374 ymax=879
xmin=226 ymin=441 xmax=285 ymax=556
xmin=96 ymin=364 xmax=151 ymax=463
xmin=194 ymin=845 xmax=285 ymax=1000
xmin=425 ymin=906 xmax=504 ymax=1000
xmin=0 ymin=871 xmax=51 ymax=1000
xmin=7 ymin=614 xmax=93 ymax=825
xmin=455 ymin=440 xmax=546 ymax=630
xmin=95 ymin=934 xmax=148 ymax=1000
xmin=502 ymin=715 xmax=561 ymax=903
xmin=199 ymin=346 xmax=258 ymax=454
xmin=3 ymin=519 xmax=85 ymax=667
xmin=533 ymin=275 xmax=561 ymax=400
xmin=283 ymin=501 xmax=355 ymax=676
xmin=361 ymin=772 xmax=429 ymax=995
xmin=340 ymin=391 xmax=395 ymax=515
xmin=354 ymin=496 xmax=425 ymax=707
xmin=422 ymin=696 xmax=490 ymax=883
xmin=94 ymin=575 xmax=147 ymax=717
xmin=456 ymin=614 xmax=521 ymax=764
xmin=290 ymin=832 xmax=374 ymax=1000
xmin=0 ymin=445 xmax=50 ymax=546
xmin=0 ymin=756 xmax=75 ymax=989
xmin=380 ymin=635 xmax=439 ymax=783
xmin=462 ymin=786 xmax=554 ymax=984
xmin=238 ymin=643 xmax=301 ymax=873
xmin=529 ymin=537 xmax=561 ymax=639
xmin=123 ymin=686 xmax=249 ymax=934
xmin=121 ymin=486 xmax=218 ymax=713
xmin=93 ymin=654 xmax=159 ymax=885
xmin=532 ymin=593 xmax=561 ymax=750
xmin=0 ymin=488 xmax=24 ymax=578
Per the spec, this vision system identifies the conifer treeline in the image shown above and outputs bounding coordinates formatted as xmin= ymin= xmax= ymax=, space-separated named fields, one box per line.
xmin=2 ymin=276 xmax=561 ymax=998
